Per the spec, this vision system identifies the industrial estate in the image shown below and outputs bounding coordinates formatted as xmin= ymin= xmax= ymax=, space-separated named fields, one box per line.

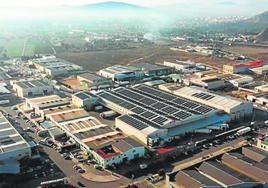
xmin=1 ymin=1 xmax=268 ymax=188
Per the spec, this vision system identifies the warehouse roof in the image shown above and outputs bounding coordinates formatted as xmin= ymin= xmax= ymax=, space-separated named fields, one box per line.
xmin=99 ymin=65 xmax=139 ymax=75
xmin=74 ymin=92 xmax=92 ymax=101
xmin=112 ymin=137 xmax=143 ymax=153
xmin=0 ymin=113 xmax=29 ymax=154
xmin=222 ymin=153 xmax=268 ymax=183
xmin=50 ymin=109 xmax=90 ymax=123
xmin=133 ymin=63 xmax=171 ymax=71
xmin=199 ymin=161 xmax=256 ymax=186
xmin=78 ymin=72 xmax=107 ymax=81
xmin=0 ymin=83 xmax=11 ymax=94
xmin=175 ymin=170 xmax=222 ymax=188
xmin=97 ymin=85 xmax=217 ymax=129
xmin=15 ymin=80 xmax=49 ymax=89
xmin=174 ymin=86 xmax=247 ymax=111
xmin=60 ymin=116 xmax=102 ymax=133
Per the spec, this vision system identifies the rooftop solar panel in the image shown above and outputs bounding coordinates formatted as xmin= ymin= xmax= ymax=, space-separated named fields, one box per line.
xmin=131 ymin=107 xmax=146 ymax=114
xmin=151 ymin=102 xmax=167 ymax=109
xmin=172 ymin=98 xmax=187 ymax=105
xmin=183 ymin=101 xmax=199 ymax=109
xmin=140 ymin=111 xmax=158 ymax=119
xmin=192 ymin=92 xmax=215 ymax=101
xmin=119 ymin=102 xmax=136 ymax=110
xmin=173 ymin=111 xmax=192 ymax=120
xmin=195 ymin=106 xmax=213 ymax=114
xmin=152 ymin=116 xmax=169 ymax=125
xmin=162 ymin=106 xmax=178 ymax=114
xmin=118 ymin=115 xmax=148 ymax=130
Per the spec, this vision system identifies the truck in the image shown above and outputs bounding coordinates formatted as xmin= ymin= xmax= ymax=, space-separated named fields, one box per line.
xmin=194 ymin=129 xmax=212 ymax=134
xmin=100 ymin=111 xmax=117 ymax=119
xmin=236 ymin=127 xmax=251 ymax=136
xmin=94 ymin=106 xmax=103 ymax=111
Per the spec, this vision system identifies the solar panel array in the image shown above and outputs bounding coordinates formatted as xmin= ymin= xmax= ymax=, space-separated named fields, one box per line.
xmin=97 ymin=85 xmax=216 ymax=128
xmin=192 ymin=92 xmax=215 ymax=101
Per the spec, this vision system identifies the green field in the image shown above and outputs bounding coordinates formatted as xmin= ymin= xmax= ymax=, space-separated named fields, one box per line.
xmin=1 ymin=37 xmax=53 ymax=57
xmin=2 ymin=39 xmax=25 ymax=57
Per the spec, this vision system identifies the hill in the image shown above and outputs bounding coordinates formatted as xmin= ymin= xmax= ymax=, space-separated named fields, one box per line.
xmin=79 ymin=1 xmax=146 ymax=11
xmin=256 ymin=27 xmax=268 ymax=42
xmin=247 ymin=10 xmax=268 ymax=24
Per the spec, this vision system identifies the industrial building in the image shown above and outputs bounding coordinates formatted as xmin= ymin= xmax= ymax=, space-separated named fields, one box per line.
xmin=223 ymin=60 xmax=264 ymax=74
xmin=72 ymin=92 xmax=98 ymax=110
xmin=77 ymin=72 xmax=113 ymax=89
xmin=12 ymin=80 xmax=53 ymax=98
xmin=198 ymin=161 xmax=259 ymax=188
xmin=25 ymin=95 xmax=71 ymax=118
xmin=45 ymin=107 xmax=143 ymax=168
xmin=94 ymin=137 xmax=145 ymax=167
xmin=132 ymin=63 xmax=175 ymax=77
xmin=98 ymin=65 xmax=144 ymax=82
xmin=172 ymin=86 xmax=253 ymax=121
xmin=229 ymin=76 xmax=253 ymax=87
xmin=171 ymin=170 xmax=223 ymax=188
xmin=96 ymin=85 xmax=230 ymax=146
xmin=163 ymin=60 xmax=196 ymax=73
xmin=31 ymin=56 xmax=84 ymax=78
xmin=190 ymin=76 xmax=226 ymax=90
xmin=222 ymin=153 xmax=268 ymax=186
xmin=168 ymin=147 xmax=268 ymax=188
xmin=0 ymin=113 xmax=35 ymax=174
xmin=0 ymin=83 xmax=11 ymax=105
xmin=251 ymin=65 xmax=268 ymax=75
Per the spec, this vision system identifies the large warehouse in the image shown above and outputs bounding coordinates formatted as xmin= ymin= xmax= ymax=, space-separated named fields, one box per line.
xmin=12 ymin=80 xmax=54 ymax=98
xmin=0 ymin=113 xmax=34 ymax=174
xmin=173 ymin=86 xmax=253 ymax=121
xmin=96 ymin=84 xmax=230 ymax=147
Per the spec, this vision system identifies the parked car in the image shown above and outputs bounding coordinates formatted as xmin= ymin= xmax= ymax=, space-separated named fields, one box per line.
xmin=77 ymin=169 xmax=85 ymax=173
xmin=77 ymin=181 xmax=86 ymax=187
xmin=139 ymin=163 xmax=148 ymax=170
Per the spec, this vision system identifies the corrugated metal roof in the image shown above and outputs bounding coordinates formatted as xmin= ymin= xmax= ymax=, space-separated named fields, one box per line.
xmin=174 ymin=87 xmax=247 ymax=110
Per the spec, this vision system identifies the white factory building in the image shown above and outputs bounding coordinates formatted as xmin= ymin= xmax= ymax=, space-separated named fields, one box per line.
xmin=11 ymin=80 xmax=53 ymax=98
xmin=31 ymin=56 xmax=84 ymax=78
xmin=163 ymin=60 xmax=196 ymax=73
xmin=98 ymin=65 xmax=144 ymax=82
xmin=173 ymin=86 xmax=253 ymax=121
xmin=96 ymin=85 xmax=231 ymax=147
xmin=229 ymin=76 xmax=253 ymax=87
xmin=0 ymin=113 xmax=34 ymax=174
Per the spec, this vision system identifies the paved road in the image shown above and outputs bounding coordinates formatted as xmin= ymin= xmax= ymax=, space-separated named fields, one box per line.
xmin=171 ymin=137 xmax=248 ymax=172
xmin=1 ymin=105 xmax=130 ymax=188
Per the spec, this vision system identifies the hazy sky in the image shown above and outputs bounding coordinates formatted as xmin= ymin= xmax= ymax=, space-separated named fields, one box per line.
xmin=1 ymin=0 xmax=267 ymax=8
xmin=0 ymin=0 xmax=267 ymax=18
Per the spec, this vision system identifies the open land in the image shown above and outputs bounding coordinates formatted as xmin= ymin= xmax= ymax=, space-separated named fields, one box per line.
xmin=227 ymin=46 xmax=268 ymax=61
xmin=57 ymin=45 xmax=231 ymax=71
xmin=1 ymin=37 xmax=53 ymax=57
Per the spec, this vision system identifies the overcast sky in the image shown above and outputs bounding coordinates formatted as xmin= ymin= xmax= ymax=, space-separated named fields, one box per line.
xmin=0 ymin=0 xmax=267 ymax=8
xmin=0 ymin=0 xmax=267 ymax=18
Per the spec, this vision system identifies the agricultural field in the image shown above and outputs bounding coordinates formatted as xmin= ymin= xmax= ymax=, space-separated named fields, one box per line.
xmin=227 ymin=46 xmax=268 ymax=61
xmin=57 ymin=45 xmax=230 ymax=71
xmin=1 ymin=37 xmax=53 ymax=57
